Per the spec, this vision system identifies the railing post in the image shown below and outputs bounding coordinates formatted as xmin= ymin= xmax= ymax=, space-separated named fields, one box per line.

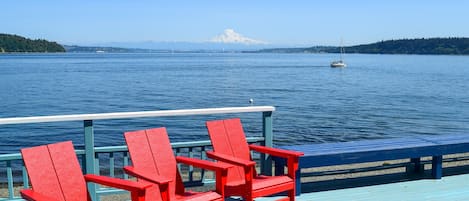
xmin=22 ymin=164 xmax=29 ymax=189
xmin=123 ymin=152 xmax=129 ymax=179
xmin=7 ymin=161 xmax=14 ymax=199
xmin=84 ymin=120 xmax=98 ymax=201
xmin=261 ymin=111 xmax=273 ymax=175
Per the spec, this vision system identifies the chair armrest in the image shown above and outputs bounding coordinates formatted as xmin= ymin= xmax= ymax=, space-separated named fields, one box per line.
xmin=176 ymin=156 xmax=232 ymax=172
xmin=20 ymin=189 xmax=60 ymax=201
xmin=84 ymin=174 xmax=152 ymax=192
xmin=249 ymin=144 xmax=304 ymax=159
xmin=176 ymin=155 xmax=231 ymax=196
xmin=123 ymin=166 xmax=172 ymax=185
xmin=206 ymin=151 xmax=256 ymax=168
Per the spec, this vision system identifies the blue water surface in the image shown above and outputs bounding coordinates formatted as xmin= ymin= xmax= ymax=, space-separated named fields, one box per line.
xmin=1 ymin=53 xmax=468 ymax=153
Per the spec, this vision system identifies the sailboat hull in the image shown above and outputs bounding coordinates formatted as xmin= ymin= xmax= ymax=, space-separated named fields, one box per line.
xmin=331 ymin=61 xmax=346 ymax=67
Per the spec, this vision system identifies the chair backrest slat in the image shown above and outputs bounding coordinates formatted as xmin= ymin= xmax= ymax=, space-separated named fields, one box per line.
xmin=125 ymin=130 xmax=160 ymax=178
xmin=206 ymin=118 xmax=251 ymax=185
xmin=21 ymin=141 xmax=88 ymax=201
xmin=48 ymin=142 xmax=88 ymax=201
xmin=125 ymin=128 xmax=179 ymax=199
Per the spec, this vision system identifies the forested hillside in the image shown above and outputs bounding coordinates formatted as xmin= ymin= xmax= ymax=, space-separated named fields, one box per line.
xmin=253 ymin=38 xmax=469 ymax=55
xmin=343 ymin=38 xmax=469 ymax=55
xmin=0 ymin=34 xmax=65 ymax=53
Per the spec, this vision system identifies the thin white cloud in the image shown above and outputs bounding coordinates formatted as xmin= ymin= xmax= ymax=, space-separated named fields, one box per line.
xmin=210 ymin=29 xmax=267 ymax=45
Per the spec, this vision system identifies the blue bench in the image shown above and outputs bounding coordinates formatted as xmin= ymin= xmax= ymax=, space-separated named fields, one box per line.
xmin=272 ymin=134 xmax=469 ymax=195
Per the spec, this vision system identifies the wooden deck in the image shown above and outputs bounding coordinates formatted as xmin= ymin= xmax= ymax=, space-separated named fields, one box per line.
xmin=255 ymin=173 xmax=469 ymax=201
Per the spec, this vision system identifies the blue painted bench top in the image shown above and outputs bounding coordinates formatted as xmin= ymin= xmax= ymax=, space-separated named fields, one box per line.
xmin=273 ymin=134 xmax=469 ymax=195
xmin=280 ymin=137 xmax=434 ymax=168
xmin=277 ymin=134 xmax=469 ymax=167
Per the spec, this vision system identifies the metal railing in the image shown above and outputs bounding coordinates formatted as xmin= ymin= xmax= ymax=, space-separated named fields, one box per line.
xmin=0 ymin=106 xmax=275 ymax=201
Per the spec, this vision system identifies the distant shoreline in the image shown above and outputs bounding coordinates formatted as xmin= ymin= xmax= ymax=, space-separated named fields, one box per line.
xmin=2 ymin=51 xmax=469 ymax=57
xmin=2 ymin=34 xmax=469 ymax=55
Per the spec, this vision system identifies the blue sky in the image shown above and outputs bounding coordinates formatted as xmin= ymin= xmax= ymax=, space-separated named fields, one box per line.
xmin=2 ymin=0 xmax=469 ymax=46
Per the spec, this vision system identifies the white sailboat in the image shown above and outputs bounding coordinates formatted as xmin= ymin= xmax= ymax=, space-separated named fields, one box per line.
xmin=331 ymin=41 xmax=347 ymax=68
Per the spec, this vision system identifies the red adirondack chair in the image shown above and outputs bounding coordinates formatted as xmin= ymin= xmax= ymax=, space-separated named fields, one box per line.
xmin=206 ymin=118 xmax=304 ymax=201
xmin=20 ymin=141 xmax=154 ymax=201
xmin=124 ymin=127 xmax=231 ymax=201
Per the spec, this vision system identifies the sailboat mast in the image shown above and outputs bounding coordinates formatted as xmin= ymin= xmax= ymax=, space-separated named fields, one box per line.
xmin=340 ymin=47 xmax=343 ymax=61
xmin=340 ymin=38 xmax=343 ymax=61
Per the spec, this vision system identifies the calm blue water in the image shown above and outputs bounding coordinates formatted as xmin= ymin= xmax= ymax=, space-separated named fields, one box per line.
xmin=1 ymin=53 xmax=469 ymax=153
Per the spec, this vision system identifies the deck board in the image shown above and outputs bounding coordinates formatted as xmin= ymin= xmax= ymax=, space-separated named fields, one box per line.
xmin=255 ymin=173 xmax=469 ymax=201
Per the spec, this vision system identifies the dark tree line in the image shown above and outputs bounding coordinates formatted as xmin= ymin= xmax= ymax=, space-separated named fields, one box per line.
xmin=337 ymin=38 xmax=469 ymax=55
xmin=254 ymin=37 xmax=469 ymax=55
xmin=0 ymin=33 xmax=65 ymax=53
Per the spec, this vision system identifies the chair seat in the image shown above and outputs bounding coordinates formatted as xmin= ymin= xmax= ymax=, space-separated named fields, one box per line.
xmin=253 ymin=175 xmax=293 ymax=191
xmin=226 ymin=175 xmax=293 ymax=190
xmin=175 ymin=191 xmax=223 ymax=201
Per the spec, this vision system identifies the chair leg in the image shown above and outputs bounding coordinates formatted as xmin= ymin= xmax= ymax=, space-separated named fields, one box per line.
xmin=244 ymin=195 xmax=253 ymax=201
xmin=288 ymin=189 xmax=295 ymax=201
xmin=130 ymin=191 xmax=146 ymax=201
